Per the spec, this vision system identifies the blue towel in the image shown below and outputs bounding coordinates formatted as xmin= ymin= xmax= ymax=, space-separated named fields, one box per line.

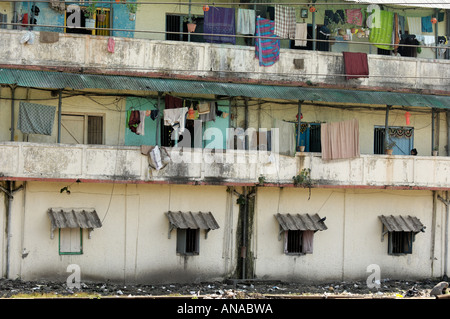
xmin=421 ymin=16 xmax=432 ymax=33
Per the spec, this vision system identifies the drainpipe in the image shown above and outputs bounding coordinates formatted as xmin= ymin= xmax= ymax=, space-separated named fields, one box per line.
xmin=57 ymin=90 xmax=62 ymax=143
xmin=435 ymin=9 xmax=439 ymax=60
xmin=244 ymin=98 xmax=249 ymax=151
xmin=242 ymin=187 xmax=247 ymax=279
xmin=10 ymin=85 xmax=16 ymax=142
xmin=432 ymin=108 xmax=435 ymax=154
xmin=438 ymin=192 xmax=449 ymax=281
xmin=384 ymin=105 xmax=391 ymax=153
xmin=0 ymin=181 xmax=24 ymax=279
xmin=296 ymin=101 xmax=303 ymax=151
xmin=156 ymin=92 xmax=162 ymax=146
xmin=447 ymin=111 xmax=450 ymax=156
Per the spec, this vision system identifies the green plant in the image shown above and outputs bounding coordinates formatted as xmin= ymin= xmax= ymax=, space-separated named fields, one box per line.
xmin=258 ymin=175 xmax=266 ymax=185
xmin=127 ymin=2 xmax=139 ymax=14
xmin=293 ymin=168 xmax=312 ymax=200
xmin=183 ymin=14 xmax=198 ymax=24
xmin=84 ymin=0 xmax=97 ymax=19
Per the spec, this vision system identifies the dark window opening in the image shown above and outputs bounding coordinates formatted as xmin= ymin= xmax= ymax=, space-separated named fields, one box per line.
xmin=166 ymin=14 xmax=204 ymax=43
xmin=388 ymin=231 xmax=413 ymax=255
xmin=176 ymin=228 xmax=200 ymax=255
xmin=87 ymin=116 xmax=103 ymax=144
xmin=286 ymin=230 xmax=303 ymax=254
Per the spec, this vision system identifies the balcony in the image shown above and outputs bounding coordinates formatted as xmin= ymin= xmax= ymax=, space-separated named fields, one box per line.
xmin=1 ymin=142 xmax=449 ymax=190
xmin=1 ymin=29 xmax=450 ymax=93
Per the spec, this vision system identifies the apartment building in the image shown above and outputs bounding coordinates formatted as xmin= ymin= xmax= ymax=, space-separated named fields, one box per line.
xmin=0 ymin=0 xmax=449 ymax=285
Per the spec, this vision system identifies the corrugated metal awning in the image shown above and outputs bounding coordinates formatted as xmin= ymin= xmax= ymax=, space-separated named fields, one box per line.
xmin=166 ymin=211 xmax=219 ymax=230
xmin=344 ymin=0 xmax=450 ymax=10
xmin=47 ymin=208 xmax=102 ymax=239
xmin=275 ymin=213 xmax=328 ymax=231
xmin=379 ymin=215 xmax=425 ymax=233
xmin=1 ymin=68 xmax=449 ymax=109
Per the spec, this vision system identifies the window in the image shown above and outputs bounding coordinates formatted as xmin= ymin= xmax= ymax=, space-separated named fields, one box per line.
xmin=295 ymin=123 xmax=321 ymax=152
xmin=61 ymin=114 xmax=104 ymax=145
xmin=59 ymin=228 xmax=83 ymax=255
xmin=374 ymin=126 xmax=414 ymax=155
xmin=284 ymin=230 xmax=314 ymax=255
xmin=166 ymin=14 xmax=204 ymax=43
xmin=388 ymin=231 xmax=413 ymax=255
xmin=176 ymin=228 xmax=200 ymax=255
xmin=65 ymin=7 xmax=110 ymax=36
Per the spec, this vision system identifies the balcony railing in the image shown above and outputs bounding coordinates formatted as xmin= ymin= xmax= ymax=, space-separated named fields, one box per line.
xmin=1 ymin=142 xmax=449 ymax=189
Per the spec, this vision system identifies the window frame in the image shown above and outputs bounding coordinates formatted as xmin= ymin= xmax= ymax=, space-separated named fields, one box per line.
xmin=176 ymin=228 xmax=200 ymax=256
xmin=61 ymin=112 xmax=105 ymax=145
xmin=64 ymin=6 xmax=111 ymax=36
xmin=59 ymin=228 xmax=83 ymax=255
xmin=388 ymin=231 xmax=414 ymax=255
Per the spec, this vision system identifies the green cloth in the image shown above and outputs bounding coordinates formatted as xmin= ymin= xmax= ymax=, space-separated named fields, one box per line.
xmin=369 ymin=10 xmax=394 ymax=51
xmin=17 ymin=102 xmax=56 ymax=135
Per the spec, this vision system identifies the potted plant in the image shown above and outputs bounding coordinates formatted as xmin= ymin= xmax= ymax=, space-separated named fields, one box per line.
xmin=127 ymin=2 xmax=139 ymax=21
xmin=97 ymin=7 xmax=106 ymax=23
xmin=433 ymin=146 xmax=438 ymax=156
xmin=184 ymin=15 xmax=197 ymax=33
xmin=386 ymin=141 xmax=395 ymax=155
xmin=84 ymin=1 xmax=97 ymax=29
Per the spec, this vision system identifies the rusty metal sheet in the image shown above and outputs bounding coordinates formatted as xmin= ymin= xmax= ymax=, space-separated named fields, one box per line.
xmin=47 ymin=208 xmax=102 ymax=231
xmin=0 ymin=68 xmax=449 ymax=109
xmin=379 ymin=215 xmax=425 ymax=233
xmin=275 ymin=213 xmax=328 ymax=231
xmin=166 ymin=211 xmax=219 ymax=230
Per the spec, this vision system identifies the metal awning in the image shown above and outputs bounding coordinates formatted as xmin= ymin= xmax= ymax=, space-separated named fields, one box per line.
xmin=1 ymin=68 xmax=449 ymax=109
xmin=379 ymin=215 xmax=426 ymax=241
xmin=344 ymin=0 xmax=450 ymax=10
xmin=275 ymin=213 xmax=328 ymax=234
xmin=47 ymin=208 xmax=102 ymax=239
xmin=165 ymin=211 xmax=219 ymax=239
xmin=379 ymin=215 xmax=425 ymax=233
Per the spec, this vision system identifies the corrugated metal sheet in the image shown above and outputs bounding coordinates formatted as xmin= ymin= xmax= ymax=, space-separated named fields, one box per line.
xmin=0 ymin=68 xmax=449 ymax=109
xmin=47 ymin=208 xmax=102 ymax=231
xmin=166 ymin=211 xmax=220 ymax=230
xmin=275 ymin=213 xmax=328 ymax=231
xmin=344 ymin=0 xmax=450 ymax=9
xmin=379 ymin=215 xmax=425 ymax=233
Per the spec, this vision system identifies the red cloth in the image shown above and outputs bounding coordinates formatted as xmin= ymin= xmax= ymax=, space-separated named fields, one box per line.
xmin=165 ymin=95 xmax=183 ymax=109
xmin=343 ymin=52 xmax=369 ymax=80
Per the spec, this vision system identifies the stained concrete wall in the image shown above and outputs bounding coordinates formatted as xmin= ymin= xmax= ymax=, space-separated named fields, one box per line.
xmin=254 ymin=187 xmax=446 ymax=282
xmin=4 ymin=180 xmax=448 ymax=284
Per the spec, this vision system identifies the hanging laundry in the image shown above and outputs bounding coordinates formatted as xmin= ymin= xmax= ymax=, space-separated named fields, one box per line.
xmin=295 ymin=23 xmax=307 ymax=47
xmin=199 ymin=102 xmax=216 ymax=122
xmin=407 ymin=17 xmax=422 ymax=36
xmin=421 ymin=16 xmax=433 ymax=33
xmin=255 ymin=17 xmax=280 ymax=67
xmin=163 ymin=107 xmax=188 ymax=133
xmin=273 ymin=119 xmax=296 ymax=157
xmin=237 ymin=8 xmax=256 ymax=35
xmin=164 ymin=94 xmax=183 ymax=109
xmin=17 ymin=102 xmax=56 ymax=136
xmin=369 ymin=10 xmax=394 ymax=50
xmin=197 ymin=102 xmax=210 ymax=115
xmin=302 ymin=230 xmax=314 ymax=254
xmin=274 ymin=5 xmax=296 ymax=39
xmin=423 ymin=35 xmax=435 ymax=46
xmin=150 ymin=109 xmax=159 ymax=121
xmin=320 ymin=118 xmax=360 ymax=160
xmin=107 ymin=37 xmax=115 ymax=53
xmin=343 ymin=52 xmax=369 ymax=80
xmin=136 ymin=110 xmax=146 ymax=136
xmin=128 ymin=110 xmax=140 ymax=133
xmin=204 ymin=7 xmax=236 ymax=45
xmin=345 ymin=9 xmax=363 ymax=26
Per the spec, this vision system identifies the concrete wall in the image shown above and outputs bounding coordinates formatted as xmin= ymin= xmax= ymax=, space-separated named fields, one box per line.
xmin=254 ymin=187 xmax=446 ymax=282
xmin=4 ymin=180 xmax=448 ymax=284
xmin=8 ymin=182 xmax=237 ymax=284
xmin=1 ymin=28 xmax=450 ymax=91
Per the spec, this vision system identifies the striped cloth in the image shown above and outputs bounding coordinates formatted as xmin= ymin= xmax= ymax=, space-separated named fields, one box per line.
xmin=274 ymin=5 xmax=296 ymax=39
xmin=255 ymin=17 xmax=280 ymax=67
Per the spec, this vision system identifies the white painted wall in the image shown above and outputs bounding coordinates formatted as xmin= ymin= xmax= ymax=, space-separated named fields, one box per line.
xmin=6 ymin=181 xmax=448 ymax=284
